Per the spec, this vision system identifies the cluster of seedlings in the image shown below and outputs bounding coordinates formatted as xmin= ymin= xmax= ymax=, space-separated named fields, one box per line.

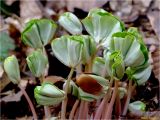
xmin=3 ymin=8 xmax=151 ymax=119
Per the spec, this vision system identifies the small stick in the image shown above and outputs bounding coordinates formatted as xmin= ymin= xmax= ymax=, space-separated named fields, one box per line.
xmin=18 ymin=84 xmax=37 ymax=120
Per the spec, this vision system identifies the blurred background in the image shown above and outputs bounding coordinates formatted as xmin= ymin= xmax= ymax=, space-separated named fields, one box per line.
xmin=0 ymin=0 xmax=160 ymax=119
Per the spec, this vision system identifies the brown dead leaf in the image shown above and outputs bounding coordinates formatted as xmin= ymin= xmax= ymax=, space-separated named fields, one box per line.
xmin=20 ymin=0 xmax=42 ymax=23
xmin=147 ymin=11 xmax=160 ymax=41
xmin=151 ymin=47 xmax=160 ymax=81
xmin=66 ymin=0 xmax=108 ymax=12
xmin=0 ymin=90 xmax=23 ymax=102
xmin=44 ymin=76 xmax=65 ymax=84
xmin=0 ymin=74 xmax=11 ymax=92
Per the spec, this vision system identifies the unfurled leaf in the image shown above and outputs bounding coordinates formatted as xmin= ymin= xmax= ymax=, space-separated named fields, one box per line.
xmin=126 ymin=64 xmax=152 ymax=85
xmin=22 ymin=19 xmax=57 ymax=48
xmin=51 ymin=35 xmax=83 ymax=68
xmin=59 ymin=12 xmax=82 ymax=35
xmin=26 ymin=49 xmax=48 ymax=77
xmin=34 ymin=82 xmax=65 ymax=106
xmin=104 ymin=50 xmax=125 ymax=79
xmin=4 ymin=55 xmax=20 ymax=84
xmin=81 ymin=35 xmax=96 ymax=64
xmin=110 ymin=32 xmax=148 ymax=68
xmin=82 ymin=8 xmax=124 ymax=47
xmin=0 ymin=32 xmax=15 ymax=62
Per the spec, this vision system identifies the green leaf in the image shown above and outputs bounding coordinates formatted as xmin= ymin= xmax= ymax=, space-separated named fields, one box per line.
xmin=129 ymin=101 xmax=146 ymax=113
xmin=59 ymin=12 xmax=82 ymax=35
xmin=34 ymin=82 xmax=65 ymax=106
xmin=26 ymin=49 xmax=48 ymax=77
xmin=104 ymin=50 xmax=125 ymax=79
xmin=0 ymin=32 xmax=15 ymax=62
xmin=51 ymin=35 xmax=83 ymax=68
xmin=110 ymin=31 xmax=149 ymax=68
xmin=82 ymin=8 xmax=124 ymax=47
xmin=126 ymin=63 xmax=151 ymax=85
xmin=4 ymin=55 xmax=20 ymax=84
xmin=81 ymin=35 xmax=96 ymax=64
xmin=22 ymin=19 xmax=57 ymax=48
xmin=36 ymin=19 xmax=57 ymax=46
xmin=92 ymin=57 xmax=109 ymax=77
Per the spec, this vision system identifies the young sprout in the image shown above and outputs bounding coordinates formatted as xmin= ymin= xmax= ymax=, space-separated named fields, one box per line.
xmin=22 ymin=19 xmax=57 ymax=49
xmin=4 ymin=55 xmax=37 ymax=119
xmin=34 ymin=82 xmax=65 ymax=106
xmin=51 ymin=35 xmax=84 ymax=68
xmin=4 ymin=55 xmax=20 ymax=84
xmin=82 ymin=8 xmax=125 ymax=47
xmin=59 ymin=12 xmax=82 ymax=35
xmin=26 ymin=49 xmax=48 ymax=78
xmin=110 ymin=32 xmax=148 ymax=68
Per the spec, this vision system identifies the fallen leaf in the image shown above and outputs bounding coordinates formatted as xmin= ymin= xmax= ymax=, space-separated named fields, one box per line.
xmin=44 ymin=76 xmax=65 ymax=84
xmin=152 ymin=48 xmax=160 ymax=81
xmin=66 ymin=0 xmax=108 ymax=12
xmin=0 ymin=90 xmax=23 ymax=102
xmin=147 ymin=11 xmax=160 ymax=41
xmin=20 ymin=0 xmax=42 ymax=23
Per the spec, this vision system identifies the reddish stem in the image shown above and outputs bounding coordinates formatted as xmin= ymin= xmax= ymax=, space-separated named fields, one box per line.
xmin=18 ymin=84 xmax=37 ymax=120
xmin=69 ymin=100 xmax=80 ymax=119
xmin=115 ymin=91 xmax=121 ymax=118
xmin=104 ymin=80 xmax=119 ymax=119
xmin=122 ymin=80 xmax=132 ymax=116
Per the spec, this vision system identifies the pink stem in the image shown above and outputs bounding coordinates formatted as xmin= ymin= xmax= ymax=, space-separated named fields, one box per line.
xmin=83 ymin=101 xmax=89 ymax=119
xmin=18 ymin=84 xmax=37 ymax=120
xmin=74 ymin=107 xmax=79 ymax=119
xmin=69 ymin=100 xmax=80 ymax=119
xmin=78 ymin=100 xmax=85 ymax=119
xmin=94 ymin=96 xmax=107 ymax=119
xmin=122 ymin=80 xmax=132 ymax=116
xmin=115 ymin=91 xmax=121 ymax=118
xmin=104 ymin=80 xmax=119 ymax=119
